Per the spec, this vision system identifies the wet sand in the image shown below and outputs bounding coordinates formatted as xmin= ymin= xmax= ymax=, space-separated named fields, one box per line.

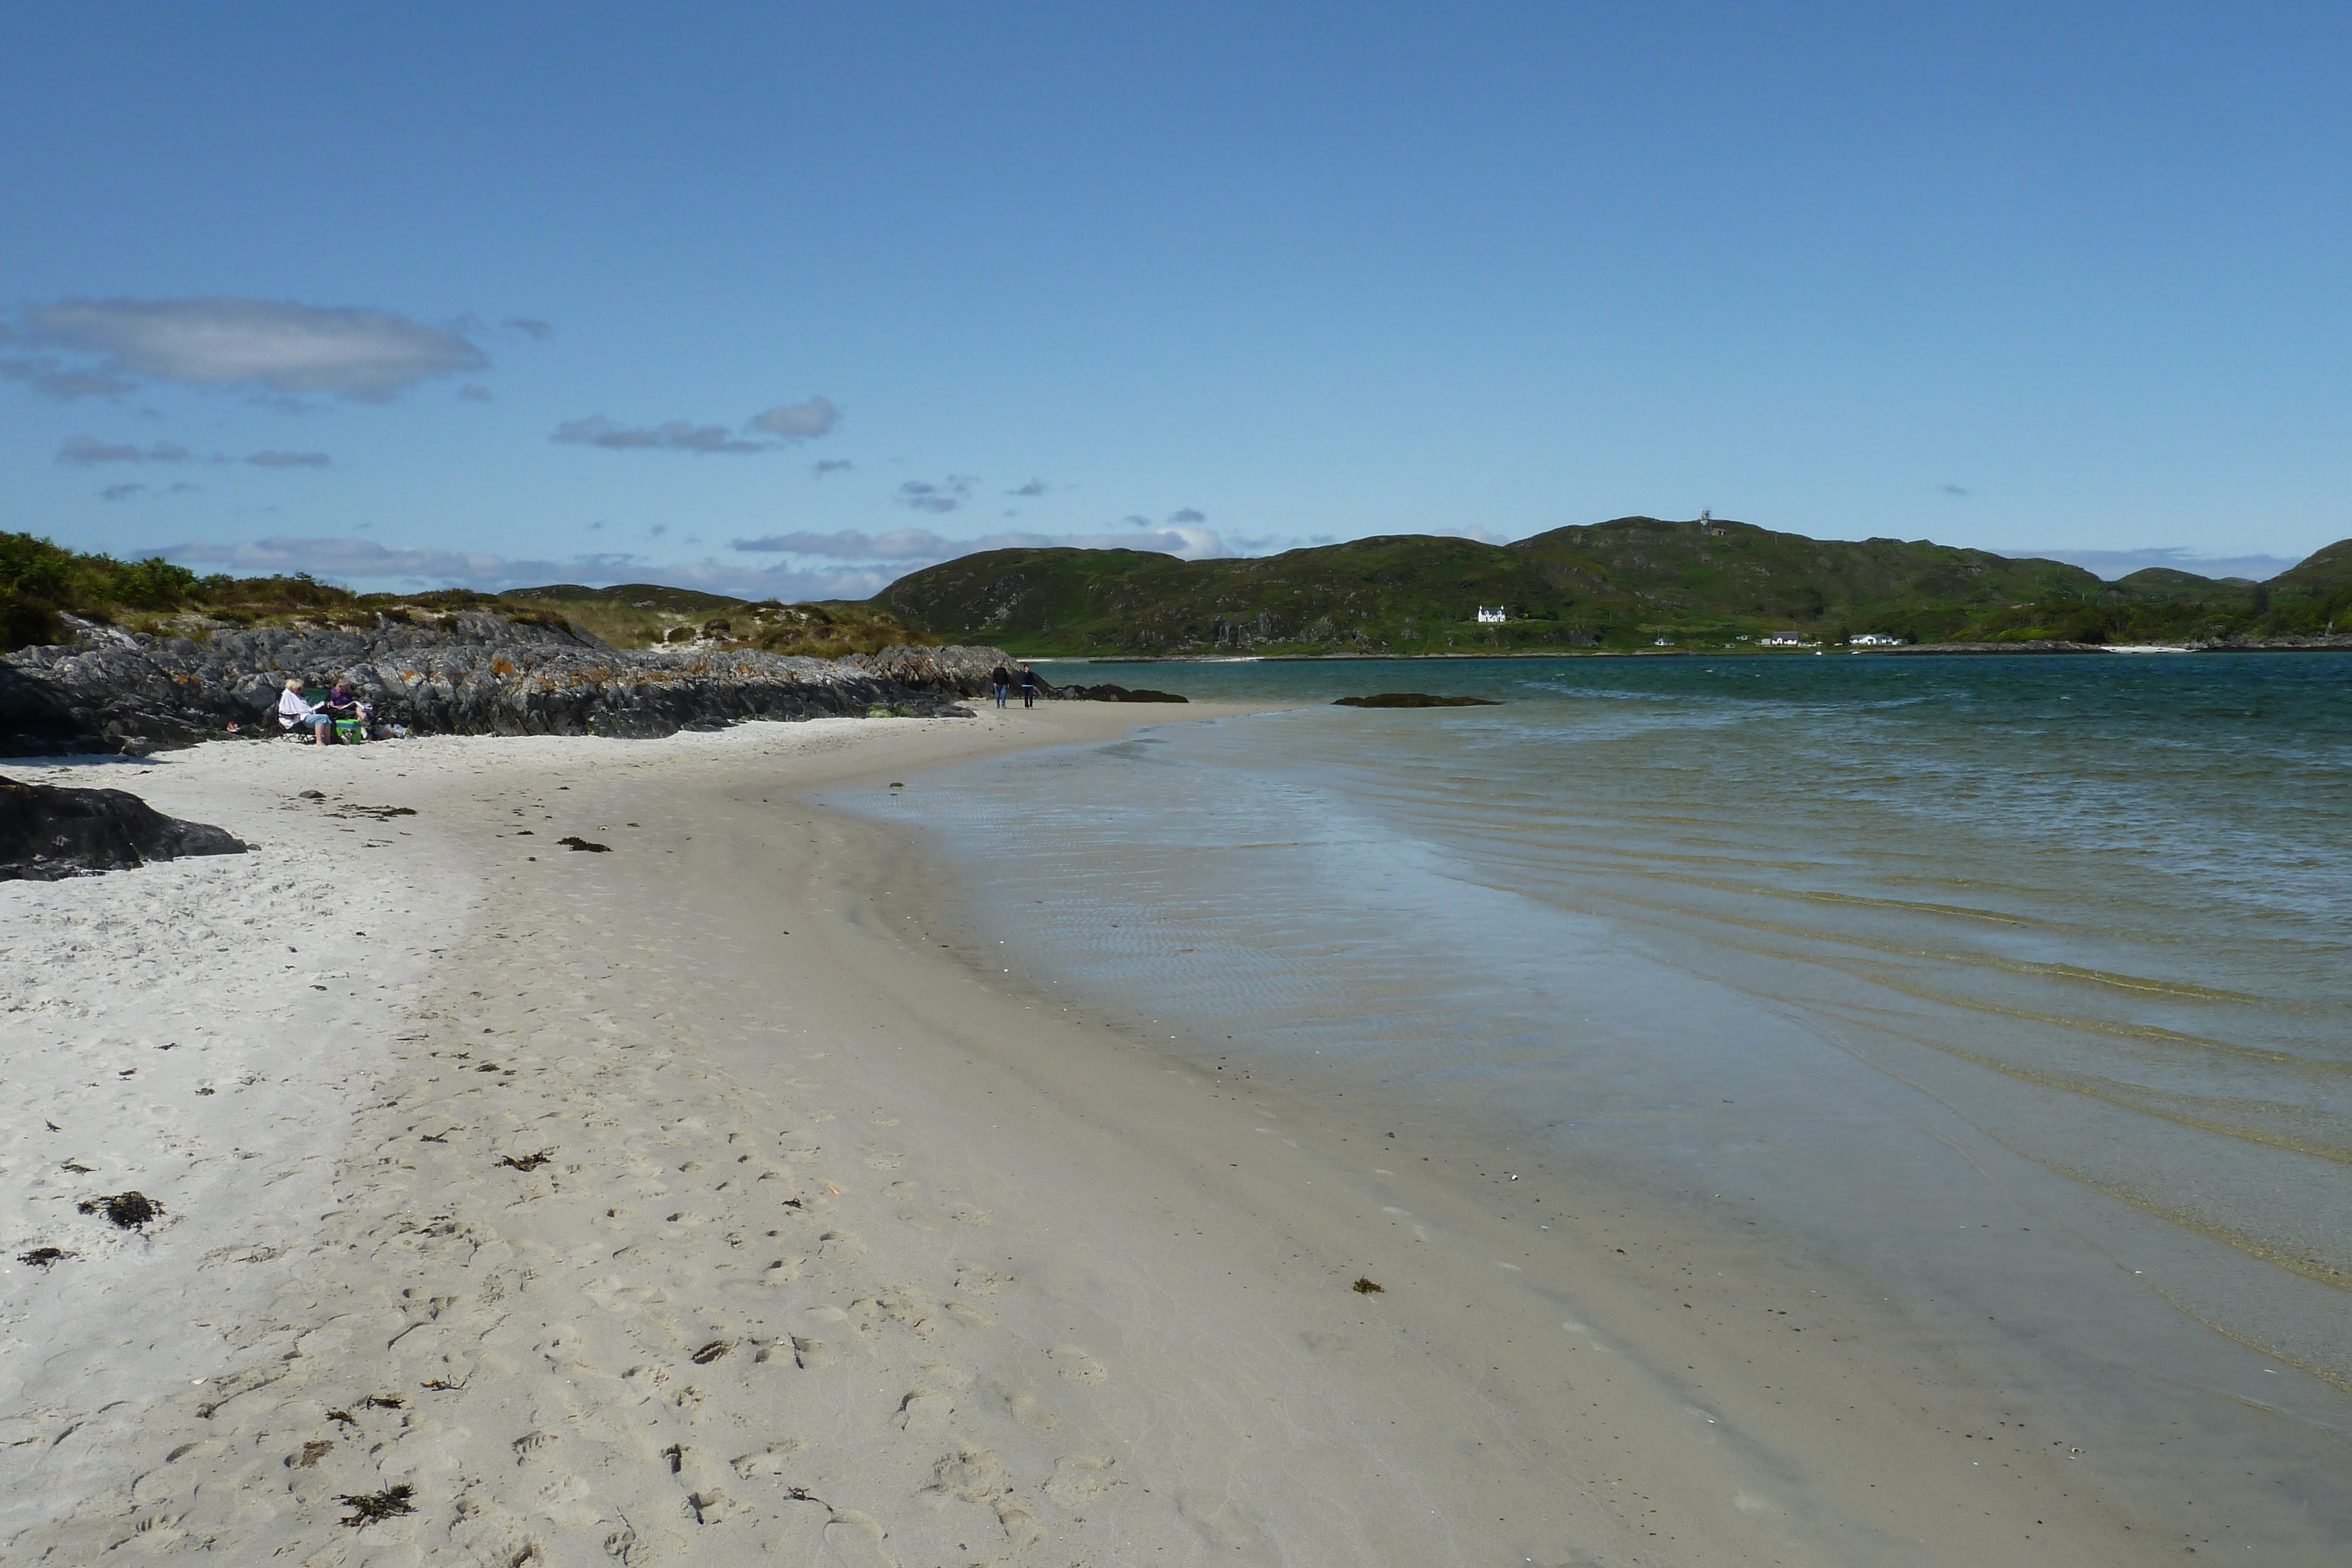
xmin=4 ymin=706 xmax=2334 ymax=1563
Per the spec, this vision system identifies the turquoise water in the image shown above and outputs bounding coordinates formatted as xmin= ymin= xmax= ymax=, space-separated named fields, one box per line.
xmin=841 ymin=653 xmax=2352 ymax=1452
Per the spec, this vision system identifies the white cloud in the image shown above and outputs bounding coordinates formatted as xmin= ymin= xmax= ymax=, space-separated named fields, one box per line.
xmin=896 ymin=476 xmax=978 ymax=513
xmin=58 ymin=435 xmax=193 ymax=465
xmin=1999 ymin=546 xmax=2301 ymax=581
xmin=731 ymin=523 xmax=1225 ymax=565
xmin=145 ymin=535 xmax=897 ymax=603
xmin=20 ymin=297 xmax=486 ymax=399
xmin=749 ymin=396 xmax=840 ymax=440
xmin=151 ymin=536 xmax=642 ymax=589
xmin=554 ymin=395 xmax=843 ymax=455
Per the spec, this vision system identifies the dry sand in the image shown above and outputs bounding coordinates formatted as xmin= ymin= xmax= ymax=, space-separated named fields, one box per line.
xmin=0 ymin=706 xmax=2300 ymax=1564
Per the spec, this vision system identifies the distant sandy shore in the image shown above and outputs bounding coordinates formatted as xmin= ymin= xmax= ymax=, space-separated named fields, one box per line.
xmin=0 ymin=706 xmax=2288 ymax=1564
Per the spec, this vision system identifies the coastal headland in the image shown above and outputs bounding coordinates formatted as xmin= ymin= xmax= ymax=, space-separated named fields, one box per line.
xmin=8 ymin=704 xmax=2341 ymax=1564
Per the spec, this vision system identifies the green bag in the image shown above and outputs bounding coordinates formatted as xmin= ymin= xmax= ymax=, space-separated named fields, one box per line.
xmin=334 ymin=717 xmax=366 ymax=743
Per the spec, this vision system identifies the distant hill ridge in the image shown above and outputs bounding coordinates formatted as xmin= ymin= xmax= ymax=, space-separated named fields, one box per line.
xmin=868 ymin=516 xmax=2352 ymax=655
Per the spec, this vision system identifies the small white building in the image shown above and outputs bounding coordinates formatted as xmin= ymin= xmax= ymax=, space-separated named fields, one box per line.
xmin=1760 ymin=631 xmax=1813 ymax=647
xmin=1652 ymin=636 xmax=1675 ymax=646
xmin=1476 ymin=606 xmax=1508 ymax=624
xmin=1849 ymin=631 xmax=1904 ymax=647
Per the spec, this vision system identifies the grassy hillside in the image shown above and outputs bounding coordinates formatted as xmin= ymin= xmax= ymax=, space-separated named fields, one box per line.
xmin=874 ymin=516 xmax=2344 ymax=655
xmin=0 ymin=533 xmax=931 ymax=657
xmin=499 ymin=582 xmax=928 ymax=656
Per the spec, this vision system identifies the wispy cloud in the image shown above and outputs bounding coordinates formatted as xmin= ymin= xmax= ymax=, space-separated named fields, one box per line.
xmin=552 ymin=415 xmax=769 ymax=454
xmin=813 ymin=458 xmax=855 ymax=477
xmin=749 ymin=396 xmax=840 ymax=440
xmin=99 ymin=481 xmax=203 ymax=502
xmin=501 ymin=316 xmax=554 ymax=342
xmin=731 ymin=522 xmax=1226 ymax=565
xmin=58 ymin=436 xmax=193 ymax=465
xmin=59 ymin=435 xmax=333 ymax=468
xmin=456 ymin=383 xmax=495 ymax=402
xmin=151 ymin=536 xmax=642 ymax=589
xmin=146 ymin=534 xmax=897 ymax=603
xmin=0 ymin=356 xmax=139 ymax=400
xmin=1005 ymin=478 xmax=1048 ymax=497
xmin=1168 ymin=507 xmax=1205 ymax=523
xmin=896 ymin=476 xmax=978 ymax=514
xmin=1999 ymin=546 xmax=2302 ymax=582
xmin=1939 ymin=482 xmax=1970 ymax=496
xmin=14 ymin=296 xmax=486 ymax=400
xmin=553 ymin=395 xmax=843 ymax=455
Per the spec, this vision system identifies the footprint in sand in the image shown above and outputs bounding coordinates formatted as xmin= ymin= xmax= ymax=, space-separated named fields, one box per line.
xmin=922 ymin=1445 xmax=1006 ymax=1503
xmin=823 ymin=1513 xmax=900 ymax=1568
xmin=1042 ymin=1454 xmax=1117 ymax=1509
xmin=997 ymin=1499 xmax=1047 ymax=1550
xmin=894 ymin=1389 xmax=954 ymax=1433
xmin=952 ymin=1266 xmax=1001 ymax=1295
xmin=999 ymin=1389 xmax=1060 ymax=1429
xmin=1047 ymin=1346 xmax=1106 ymax=1385
xmin=731 ymin=1439 xmax=805 ymax=1478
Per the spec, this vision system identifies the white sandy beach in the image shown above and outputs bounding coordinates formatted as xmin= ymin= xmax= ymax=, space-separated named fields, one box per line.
xmin=0 ymin=706 xmax=2291 ymax=1566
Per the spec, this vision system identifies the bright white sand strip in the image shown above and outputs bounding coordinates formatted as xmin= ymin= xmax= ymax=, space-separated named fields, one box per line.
xmin=2 ymin=710 xmax=2221 ymax=1566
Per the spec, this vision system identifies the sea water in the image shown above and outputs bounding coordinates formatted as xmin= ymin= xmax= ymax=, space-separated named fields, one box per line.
xmin=843 ymin=653 xmax=2352 ymax=1445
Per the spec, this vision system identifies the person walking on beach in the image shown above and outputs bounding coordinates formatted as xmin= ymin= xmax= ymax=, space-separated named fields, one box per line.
xmin=1018 ymin=663 xmax=1038 ymax=708
xmin=991 ymin=661 xmax=1011 ymax=708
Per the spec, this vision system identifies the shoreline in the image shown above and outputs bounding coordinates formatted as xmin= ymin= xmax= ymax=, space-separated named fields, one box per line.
xmin=4 ymin=707 xmax=2344 ymax=1563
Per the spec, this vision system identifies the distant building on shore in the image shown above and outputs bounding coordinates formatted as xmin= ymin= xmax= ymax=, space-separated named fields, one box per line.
xmin=1760 ymin=631 xmax=1815 ymax=647
xmin=1848 ymin=631 xmax=1904 ymax=647
xmin=1476 ymin=606 xmax=1507 ymax=624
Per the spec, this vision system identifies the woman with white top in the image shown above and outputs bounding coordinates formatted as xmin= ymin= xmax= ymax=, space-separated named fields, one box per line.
xmin=277 ymin=678 xmax=334 ymax=744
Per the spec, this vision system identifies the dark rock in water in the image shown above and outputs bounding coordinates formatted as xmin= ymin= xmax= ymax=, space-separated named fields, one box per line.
xmin=1332 ymin=693 xmax=1501 ymax=708
xmin=1057 ymin=683 xmax=1190 ymax=703
xmin=1 ymin=774 xmax=247 ymax=881
xmin=556 ymin=836 xmax=611 ymax=852
xmin=2 ymin=613 xmax=1000 ymax=754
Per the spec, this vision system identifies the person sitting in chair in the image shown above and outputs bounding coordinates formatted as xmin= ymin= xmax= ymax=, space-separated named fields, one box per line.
xmin=277 ymin=678 xmax=334 ymax=744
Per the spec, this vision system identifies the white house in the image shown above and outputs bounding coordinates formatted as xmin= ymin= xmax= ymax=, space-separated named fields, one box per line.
xmin=1849 ymin=632 xmax=1904 ymax=647
xmin=1476 ymin=606 xmax=1507 ymax=624
xmin=1760 ymin=631 xmax=1813 ymax=647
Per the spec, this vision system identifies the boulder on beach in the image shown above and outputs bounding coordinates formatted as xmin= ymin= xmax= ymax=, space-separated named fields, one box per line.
xmin=0 ymin=773 xmax=246 ymax=881
xmin=1058 ymin=683 xmax=1190 ymax=703
xmin=1332 ymin=693 xmax=1500 ymax=708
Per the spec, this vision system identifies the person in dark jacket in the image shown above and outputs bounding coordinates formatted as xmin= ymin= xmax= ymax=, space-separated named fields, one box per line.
xmin=990 ymin=661 xmax=1011 ymax=708
xmin=1018 ymin=663 xmax=1039 ymax=708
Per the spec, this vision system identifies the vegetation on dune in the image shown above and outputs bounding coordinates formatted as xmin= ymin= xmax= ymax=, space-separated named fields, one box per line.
xmin=499 ymin=583 xmax=932 ymax=656
xmin=0 ymin=534 xmax=932 ymax=657
xmin=871 ymin=517 xmax=2352 ymax=656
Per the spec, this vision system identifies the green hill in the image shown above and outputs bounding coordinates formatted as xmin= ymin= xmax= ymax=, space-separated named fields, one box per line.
xmin=874 ymin=516 xmax=2345 ymax=654
xmin=0 ymin=533 xmax=927 ymax=658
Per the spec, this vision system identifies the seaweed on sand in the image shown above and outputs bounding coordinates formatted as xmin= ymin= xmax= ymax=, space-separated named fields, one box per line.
xmin=78 ymin=1191 xmax=162 ymax=1229
xmin=336 ymin=1485 xmax=416 ymax=1526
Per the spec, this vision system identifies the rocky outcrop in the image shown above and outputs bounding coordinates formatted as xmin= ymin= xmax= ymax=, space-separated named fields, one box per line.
xmin=1332 ymin=693 xmax=1498 ymax=708
xmin=2 ymin=613 xmax=990 ymax=755
xmin=0 ymin=773 xmax=246 ymax=881
xmin=833 ymin=643 xmax=1017 ymax=697
xmin=1055 ymin=683 xmax=1189 ymax=703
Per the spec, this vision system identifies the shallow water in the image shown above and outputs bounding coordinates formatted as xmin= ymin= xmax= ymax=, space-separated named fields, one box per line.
xmin=846 ymin=654 xmax=2352 ymax=1425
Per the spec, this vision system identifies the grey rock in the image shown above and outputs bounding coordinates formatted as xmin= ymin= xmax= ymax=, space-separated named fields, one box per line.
xmin=0 ymin=773 xmax=246 ymax=881
xmin=2 ymin=612 xmax=993 ymax=754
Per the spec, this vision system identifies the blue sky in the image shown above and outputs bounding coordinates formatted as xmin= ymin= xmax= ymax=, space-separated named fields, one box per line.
xmin=4 ymin=2 xmax=2347 ymax=595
